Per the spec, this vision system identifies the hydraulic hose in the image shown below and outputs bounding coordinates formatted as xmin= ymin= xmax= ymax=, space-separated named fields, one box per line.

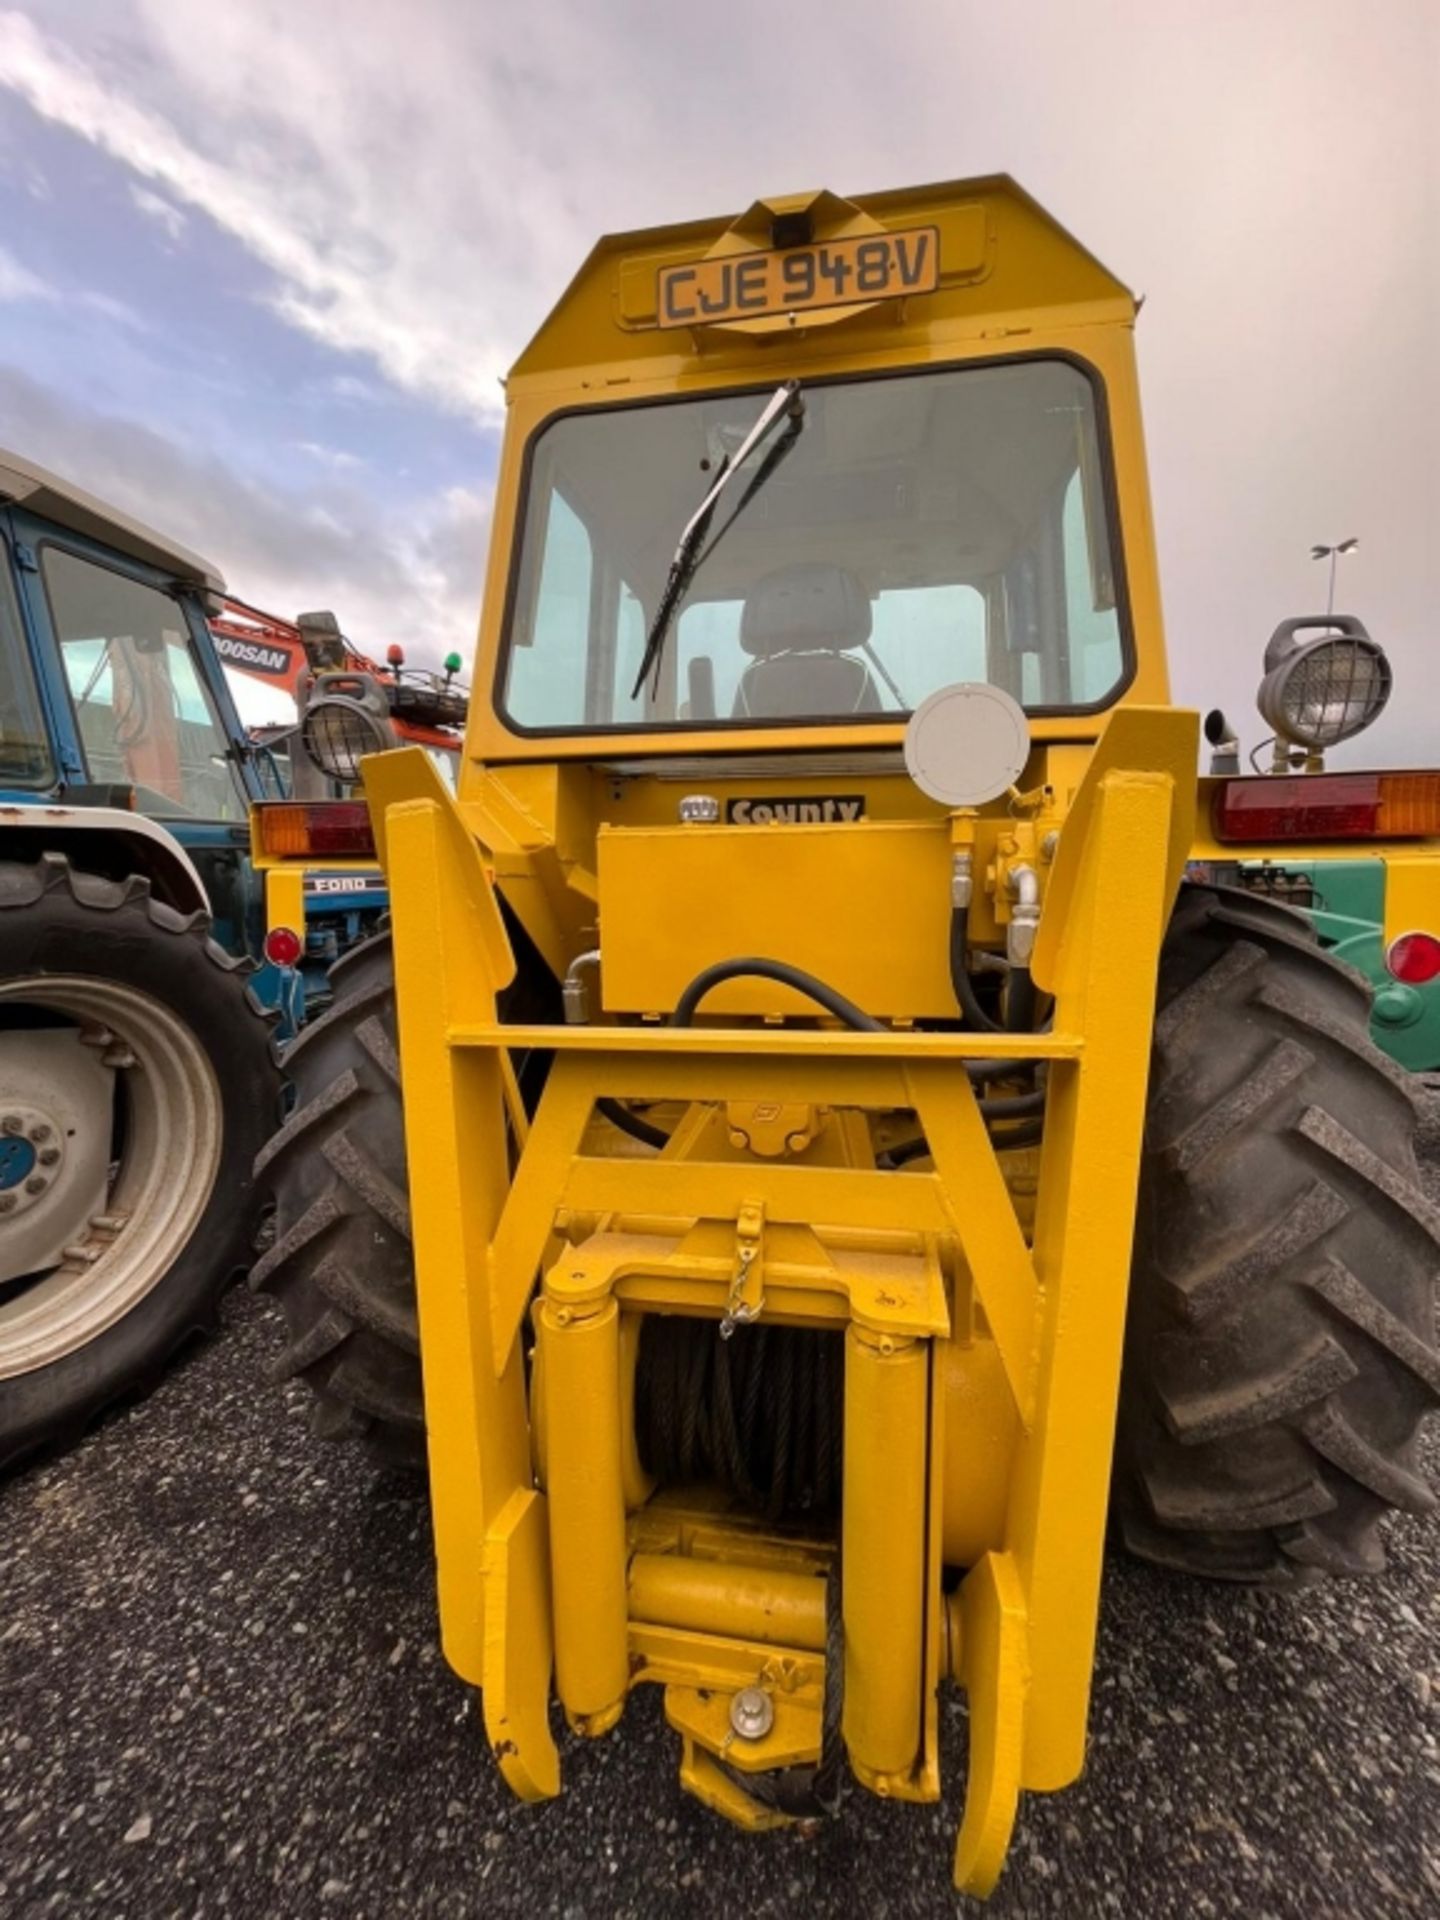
xmin=1005 ymin=965 xmax=1039 ymax=1034
xmin=948 ymin=906 xmax=1003 ymax=1033
xmin=670 ymin=957 xmax=886 ymax=1032
xmin=886 ymin=1116 xmax=1044 ymax=1167
xmin=596 ymin=1097 xmax=671 ymax=1150
xmin=598 ymin=953 xmax=1041 ymax=1154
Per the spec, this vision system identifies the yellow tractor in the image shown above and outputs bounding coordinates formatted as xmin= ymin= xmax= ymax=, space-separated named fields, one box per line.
xmin=251 ymin=177 xmax=1440 ymax=1895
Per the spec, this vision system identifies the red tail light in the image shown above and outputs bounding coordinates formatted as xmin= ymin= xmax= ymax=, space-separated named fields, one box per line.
xmin=1385 ymin=932 xmax=1440 ymax=985
xmin=263 ymin=925 xmax=305 ymax=968
xmin=1212 ymin=772 xmax=1440 ymax=845
xmin=253 ymin=801 xmax=377 ymax=859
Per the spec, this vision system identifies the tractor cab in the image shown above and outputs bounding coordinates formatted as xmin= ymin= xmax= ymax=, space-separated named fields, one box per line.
xmin=0 ymin=448 xmax=268 ymax=951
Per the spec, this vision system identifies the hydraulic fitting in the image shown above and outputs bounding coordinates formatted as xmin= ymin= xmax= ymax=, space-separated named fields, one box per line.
xmin=562 ymin=948 xmax=602 ymax=1025
xmin=1006 ymin=865 xmax=1040 ymax=968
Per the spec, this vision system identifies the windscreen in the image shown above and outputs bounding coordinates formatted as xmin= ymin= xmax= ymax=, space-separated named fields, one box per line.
xmin=501 ymin=358 xmax=1128 ymax=733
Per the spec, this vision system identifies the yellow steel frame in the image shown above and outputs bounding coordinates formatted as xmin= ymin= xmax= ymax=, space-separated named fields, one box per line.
xmin=365 ymin=702 xmax=1197 ymax=1896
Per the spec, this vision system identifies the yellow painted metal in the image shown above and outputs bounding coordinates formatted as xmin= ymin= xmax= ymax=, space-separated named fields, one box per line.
xmin=537 ymin=1282 xmax=629 ymax=1731
xmin=455 ymin=1023 xmax=1076 ymax=1062
xmin=1380 ymin=852 xmax=1439 ymax=945
xmin=940 ymin=1334 xmax=1021 ymax=1567
xmin=598 ymin=819 xmax=957 ymax=1018
xmin=1008 ymin=723 xmax=1196 ymax=1796
xmin=262 ymin=863 xmax=305 ymax=937
xmin=842 ymin=1327 xmax=929 ymax=1787
xmin=480 ymin=1488 xmax=559 ymax=1799
xmin=954 ymin=1552 xmax=1028 ymax=1895
xmin=630 ymin=1554 xmax=827 ymax=1651
xmin=629 ymin=1617 xmax=826 ymax=1695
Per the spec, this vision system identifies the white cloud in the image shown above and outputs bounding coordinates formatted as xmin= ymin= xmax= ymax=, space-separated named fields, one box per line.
xmin=0 ymin=7 xmax=524 ymax=419
xmin=0 ymin=241 xmax=52 ymax=302
xmin=128 ymin=180 xmax=186 ymax=240
xmin=0 ymin=365 xmax=488 ymax=670
xmin=79 ymin=288 xmax=148 ymax=331
xmin=295 ymin=439 xmax=365 ymax=472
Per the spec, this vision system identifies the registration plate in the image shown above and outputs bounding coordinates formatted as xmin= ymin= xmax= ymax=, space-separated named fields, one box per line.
xmin=657 ymin=226 xmax=939 ymax=330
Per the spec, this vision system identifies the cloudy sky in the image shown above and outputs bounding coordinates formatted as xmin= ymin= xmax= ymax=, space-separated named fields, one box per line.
xmin=0 ymin=0 xmax=1435 ymax=757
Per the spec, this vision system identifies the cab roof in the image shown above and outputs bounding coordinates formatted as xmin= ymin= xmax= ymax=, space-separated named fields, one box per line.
xmin=510 ymin=174 xmax=1136 ymax=384
xmin=0 ymin=446 xmax=226 ymax=595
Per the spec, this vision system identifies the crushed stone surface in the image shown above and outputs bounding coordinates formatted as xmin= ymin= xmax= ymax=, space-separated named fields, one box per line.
xmin=2 ymin=1134 xmax=1437 ymax=1919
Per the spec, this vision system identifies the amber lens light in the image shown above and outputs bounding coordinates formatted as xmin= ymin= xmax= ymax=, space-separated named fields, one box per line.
xmin=1213 ymin=772 xmax=1440 ymax=844
xmin=254 ymin=801 xmax=376 ymax=859
xmin=1386 ymin=932 xmax=1440 ymax=986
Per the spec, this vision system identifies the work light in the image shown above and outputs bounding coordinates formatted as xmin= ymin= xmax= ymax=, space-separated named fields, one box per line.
xmin=1256 ymin=616 xmax=1391 ymax=754
xmin=301 ymin=696 xmax=392 ymax=785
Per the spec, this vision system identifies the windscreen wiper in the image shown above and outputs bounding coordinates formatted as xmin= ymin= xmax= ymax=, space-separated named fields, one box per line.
xmin=630 ymin=380 xmax=804 ymax=702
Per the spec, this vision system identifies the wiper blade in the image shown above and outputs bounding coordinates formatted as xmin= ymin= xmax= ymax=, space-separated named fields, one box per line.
xmin=630 ymin=380 xmax=804 ymax=703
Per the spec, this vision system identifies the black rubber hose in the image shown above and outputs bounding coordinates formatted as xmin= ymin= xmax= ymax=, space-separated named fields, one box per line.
xmin=1005 ymin=964 xmax=1039 ymax=1034
xmin=977 ymin=1088 xmax=1046 ymax=1119
xmin=884 ymin=1102 xmax=1046 ymax=1167
xmin=596 ymin=1096 xmax=671 ymax=1150
xmin=670 ymin=957 xmax=885 ymax=1032
xmin=667 ymin=957 xmax=1034 ymax=1091
xmin=948 ymin=907 xmax=1003 ymax=1033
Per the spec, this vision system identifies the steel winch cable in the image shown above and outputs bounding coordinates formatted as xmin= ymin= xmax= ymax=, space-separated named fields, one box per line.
xmin=715 ymin=1566 xmax=846 ymax=1822
xmin=636 ymin=1314 xmax=848 ymax=1817
xmin=635 ymin=1316 xmax=844 ymax=1522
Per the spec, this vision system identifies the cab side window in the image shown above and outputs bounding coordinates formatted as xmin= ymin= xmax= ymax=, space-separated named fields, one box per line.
xmin=0 ymin=542 xmax=54 ymax=787
xmin=42 ymin=547 xmax=243 ymax=820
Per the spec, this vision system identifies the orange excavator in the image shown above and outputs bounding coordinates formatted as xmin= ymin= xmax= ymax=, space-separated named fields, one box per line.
xmin=210 ymin=596 xmax=468 ymax=766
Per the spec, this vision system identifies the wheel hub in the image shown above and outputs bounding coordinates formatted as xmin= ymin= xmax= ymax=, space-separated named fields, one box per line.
xmin=0 ymin=1104 xmax=65 ymax=1217
xmin=0 ymin=1031 xmax=112 ymax=1288
xmin=0 ymin=977 xmax=223 ymax=1376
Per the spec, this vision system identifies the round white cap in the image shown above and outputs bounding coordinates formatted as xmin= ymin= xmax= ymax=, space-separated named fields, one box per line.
xmin=903 ymin=681 xmax=1031 ymax=807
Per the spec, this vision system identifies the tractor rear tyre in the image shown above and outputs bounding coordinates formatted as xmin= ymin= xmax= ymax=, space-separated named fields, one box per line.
xmin=0 ymin=856 xmax=279 ymax=1469
xmin=1115 ymin=883 xmax=1440 ymax=1582
xmin=249 ymin=931 xmax=424 ymax=1467
xmin=251 ymin=925 xmax=557 ymax=1468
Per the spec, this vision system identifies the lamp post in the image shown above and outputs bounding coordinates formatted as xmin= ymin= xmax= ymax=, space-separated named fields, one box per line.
xmin=1310 ymin=537 xmax=1359 ymax=617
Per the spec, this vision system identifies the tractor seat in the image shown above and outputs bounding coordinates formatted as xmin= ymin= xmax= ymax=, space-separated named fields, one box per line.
xmin=732 ymin=564 xmax=882 ymax=719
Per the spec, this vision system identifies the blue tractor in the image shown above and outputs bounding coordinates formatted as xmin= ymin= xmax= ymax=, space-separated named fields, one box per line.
xmin=0 ymin=448 xmax=285 ymax=1466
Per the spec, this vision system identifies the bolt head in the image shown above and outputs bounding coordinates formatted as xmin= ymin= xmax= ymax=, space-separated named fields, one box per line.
xmin=28 ymin=1122 xmax=51 ymax=1143
xmin=24 ymin=1175 xmax=46 ymax=1195
xmin=728 ymin=1686 xmax=775 ymax=1743
xmin=0 ymin=1194 xmax=14 ymax=1214
xmin=38 ymin=1147 xmax=60 ymax=1167
xmin=1 ymin=1114 xmax=22 ymax=1135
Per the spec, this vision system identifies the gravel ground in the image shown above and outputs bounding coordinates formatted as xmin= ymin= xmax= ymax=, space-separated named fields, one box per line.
xmin=3 ymin=1212 xmax=1439 ymax=1917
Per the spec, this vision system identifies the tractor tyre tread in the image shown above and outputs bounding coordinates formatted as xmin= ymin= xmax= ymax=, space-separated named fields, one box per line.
xmin=251 ymin=931 xmax=426 ymax=1470
xmin=1116 ymin=883 xmax=1440 ymax=1583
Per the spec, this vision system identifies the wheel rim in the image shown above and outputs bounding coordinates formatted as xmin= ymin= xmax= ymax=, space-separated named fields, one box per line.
xmin=0 ymin=976 xmax=223 ymax=1378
